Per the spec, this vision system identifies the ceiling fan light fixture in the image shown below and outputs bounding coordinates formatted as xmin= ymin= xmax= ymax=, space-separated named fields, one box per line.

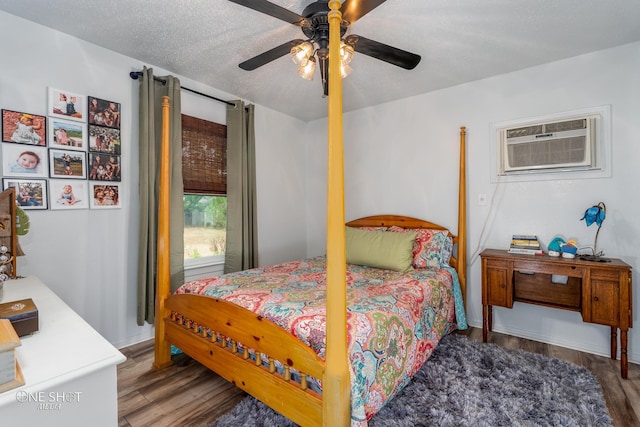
xmin=297 ymin=55 xmax=316 ymax=80
xmin=290 ymin=41 xmax=314 ymax=66
xmin=340 ymin=41 xmax=355 ymax=65
xmin=340 ymin=62 xmax=352 ymax=79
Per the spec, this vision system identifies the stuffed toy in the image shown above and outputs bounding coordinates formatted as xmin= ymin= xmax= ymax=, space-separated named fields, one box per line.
xmin=548 ymin=237 xmax=566 ymax=257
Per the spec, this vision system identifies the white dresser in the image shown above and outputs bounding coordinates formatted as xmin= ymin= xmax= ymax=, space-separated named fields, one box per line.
xmin=0 ymin=277 xmax=126 ymax=426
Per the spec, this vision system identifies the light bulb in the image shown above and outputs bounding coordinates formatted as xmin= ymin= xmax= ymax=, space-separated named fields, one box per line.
xmin=290 ymin=41 xmax=314 ymax=66
xmin=340 ymin=42 xmax=354 ymax=65
xmin=297 ymin=56 xmax=316 ymax=80
xmin=340 ymin=63 xmax=352 ymax=79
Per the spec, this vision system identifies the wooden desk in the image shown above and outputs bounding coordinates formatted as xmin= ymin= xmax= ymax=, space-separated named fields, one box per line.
xmin=480 ymin=249 xmax=633 ymax=378
xmin=0 ymin=277 xmax=126 ymax=426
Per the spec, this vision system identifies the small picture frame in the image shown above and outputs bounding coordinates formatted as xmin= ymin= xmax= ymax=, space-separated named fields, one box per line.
xmin=49 ymin=179 xmax=89 ymax=210
xmin=88 ymin=96 xmax=121 ymax=129
xmin=90 ymin=183 xmax=121 ymax=209
xmin=2 ymin=109 xmax=47 ymax=146
xmin=88 ymin=152 xmax=120 ymax=181
xmin=1 ymin=144 xmax=48 ymax=177
xmin=48 ymin=87 xmax=86 ymax=122
xmin=89 ymin=125 xmax=121 ymax=154
xmin=3 ymin=178 xmax=48 ymax=210
xmin=49 ymin=149 xmax=87 ymax=179
xmin=48 ymin=118 xmax=87 ymax=151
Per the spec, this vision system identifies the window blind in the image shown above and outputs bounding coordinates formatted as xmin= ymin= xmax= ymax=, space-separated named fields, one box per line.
xmin=182 ymin=114 xmax=226 ymax=194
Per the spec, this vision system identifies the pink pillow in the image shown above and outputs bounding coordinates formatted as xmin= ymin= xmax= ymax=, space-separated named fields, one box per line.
xmin=388 ymin=226 xmax=453 ymax=269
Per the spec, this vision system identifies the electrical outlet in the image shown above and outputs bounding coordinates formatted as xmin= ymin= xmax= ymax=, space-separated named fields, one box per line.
xmin=478 ymin=193 xmax=488 ymax=206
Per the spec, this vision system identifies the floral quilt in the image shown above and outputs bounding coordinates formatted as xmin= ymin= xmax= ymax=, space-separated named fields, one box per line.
xmin=176 ymin=256 xmax=466 ymax=426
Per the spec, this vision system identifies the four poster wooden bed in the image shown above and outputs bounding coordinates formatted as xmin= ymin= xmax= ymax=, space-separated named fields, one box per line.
xmin=152 ymin=3 xmax=467 ymax=427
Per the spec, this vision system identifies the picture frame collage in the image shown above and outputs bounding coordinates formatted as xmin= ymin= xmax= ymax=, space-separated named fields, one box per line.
xmin=1 ymin=88 xmax=122 ymax=210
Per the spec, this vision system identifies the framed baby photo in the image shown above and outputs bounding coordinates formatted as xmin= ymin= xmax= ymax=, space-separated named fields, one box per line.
xmin=90 ymin=183 xmax=121 ymax=209
xmin=3 ymin=178 xmax=48 ymax=210
xmin=88 ymin=96 xmax=121 ymax=129
xmin=48 ymin=117 xmax=87 ymax=151
xmin=49 ymin=149 xmax=87 ymax=179
xmin=1 ymin=109 xmax=47 ymax=146
xmin=89 ymin=125 xmax=121 ymax=155
xmin=1 ymin=144 xmax=48 ymax=177
xmin=49 ymin=179 xmax=89 ymax=210
xmin=48 ymin=87 xmax=87 ymax=122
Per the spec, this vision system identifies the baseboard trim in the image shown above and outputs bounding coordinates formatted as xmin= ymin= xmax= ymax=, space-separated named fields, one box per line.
xmin=465 ymin=320 xmax=639 ymax=365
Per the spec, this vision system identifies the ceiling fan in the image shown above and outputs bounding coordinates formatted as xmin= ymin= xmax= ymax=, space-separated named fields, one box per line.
xmin=229 ymin=0 xmax=421 ymax=96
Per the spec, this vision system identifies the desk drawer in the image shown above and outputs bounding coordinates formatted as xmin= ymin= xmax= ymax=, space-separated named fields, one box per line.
xmin=514 ymin=260 xmax=585 ymax=278
xmin=514 ymin=271 xmax=581 ymax=310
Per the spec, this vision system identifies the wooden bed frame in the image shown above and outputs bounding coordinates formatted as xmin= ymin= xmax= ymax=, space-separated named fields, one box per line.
xmin=152 ymin=4 xmax=467 ymax=426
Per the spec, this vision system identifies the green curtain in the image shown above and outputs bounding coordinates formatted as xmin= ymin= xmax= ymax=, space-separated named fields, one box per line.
xmin=136 ymin=67 xmax=185 ymax=326
xmin=224 ymin=101 xmax=258 ymax=274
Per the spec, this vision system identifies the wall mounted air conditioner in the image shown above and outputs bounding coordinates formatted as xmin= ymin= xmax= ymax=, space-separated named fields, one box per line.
xmin=498 ymin=116 xmax=599 ymax=175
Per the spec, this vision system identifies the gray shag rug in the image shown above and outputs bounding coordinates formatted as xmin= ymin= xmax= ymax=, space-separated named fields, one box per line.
xmin=209 ymin=334 xmax=612 ymax=427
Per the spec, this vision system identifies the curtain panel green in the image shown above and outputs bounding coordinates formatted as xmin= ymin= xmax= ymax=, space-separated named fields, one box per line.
xmin=224 ymin=101 xmax=258 ymax=274
xmin=136 ymin=67 xmax=185 ymax=326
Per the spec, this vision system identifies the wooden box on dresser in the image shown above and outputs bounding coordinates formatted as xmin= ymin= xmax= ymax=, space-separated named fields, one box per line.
xmin=480 ymin=248 xmax=632 ymax=378
xmin=0 ymin=277 xmax=126 ymax=426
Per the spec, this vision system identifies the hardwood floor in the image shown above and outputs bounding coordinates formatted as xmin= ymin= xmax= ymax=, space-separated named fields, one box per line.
xmin=117 ymin=327 xmax=640 ymax=427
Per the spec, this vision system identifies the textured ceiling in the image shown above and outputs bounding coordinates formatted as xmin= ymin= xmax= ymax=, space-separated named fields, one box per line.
xmin=1 ymin=0 xmax=640 ymax=121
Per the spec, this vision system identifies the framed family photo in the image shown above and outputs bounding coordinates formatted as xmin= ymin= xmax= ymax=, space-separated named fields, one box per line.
xmin=48 ymin=117 xmax=87 ymax=151
xmin=2 ymin=109 xmax=47 ymax=146
xmin=88 ymin=96 xmax=121 ymax=129
xmin=88 ymin=152 xmax=121 ymax=182
xmin=3 ymin=178 xmax=48 ymax=210
xmin=49 ymin=149 xmax=87 ymax=179
xmin=2 ymin=144 xmax=48 ymax=177
xmin=48 ymin=87 xmax=86 ymax=122
xmin=49 ymin=179 xmax=89 ymax=210
xmin=89 ymin=125 xmax=121 ymax=154
xmin=90 ymin=183 xmax=121 ymax=209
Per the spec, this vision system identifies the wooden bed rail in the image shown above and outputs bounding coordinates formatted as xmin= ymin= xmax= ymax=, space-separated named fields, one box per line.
xmin=165 ymin=294 xmax=324 ymax=426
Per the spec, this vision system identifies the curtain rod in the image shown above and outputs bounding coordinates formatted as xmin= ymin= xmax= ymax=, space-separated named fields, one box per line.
xmin=129 ymin=71 xmax=235 ymax=107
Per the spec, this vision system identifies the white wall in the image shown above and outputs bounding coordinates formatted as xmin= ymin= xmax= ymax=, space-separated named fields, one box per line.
xmin=305 ymin=41 xmax=640 ymax=364
xmin=3 ymin=9 xmax=638 ymax=365
xmin=0 ymin=11 xmax=308 ymax=348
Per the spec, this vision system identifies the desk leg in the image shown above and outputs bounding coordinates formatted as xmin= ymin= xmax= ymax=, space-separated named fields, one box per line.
xmin=621 ymin=329 xmax=628 ymax=379
xmin=610 ymin=326 xmax=617 ymax=360
xmin=483 ymin=305 xmax=492 ymax=342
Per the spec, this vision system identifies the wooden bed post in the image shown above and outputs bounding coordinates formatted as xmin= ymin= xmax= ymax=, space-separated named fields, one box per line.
xmin=457 ymin=126 xmax=467 ymax=310
xmin=324 ymin=1 xmax=350 ymax=426
xmin=154 ymin=96 xmax=172 ymax=369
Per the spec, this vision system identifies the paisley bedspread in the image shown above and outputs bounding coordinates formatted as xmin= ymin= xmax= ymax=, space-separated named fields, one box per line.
xmin=176 ymin=256 xmax=466 ymax=426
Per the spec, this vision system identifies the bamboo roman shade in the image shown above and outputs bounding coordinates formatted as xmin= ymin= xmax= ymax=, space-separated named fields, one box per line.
xmin=181 ymin=114 xmax=227 ymax=194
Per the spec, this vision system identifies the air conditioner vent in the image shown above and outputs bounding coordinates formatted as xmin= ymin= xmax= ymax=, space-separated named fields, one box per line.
xmin=498 ymin=116 xmax=598 ymax=174
xmin=491 ymin=106 xmax=611 ymax=182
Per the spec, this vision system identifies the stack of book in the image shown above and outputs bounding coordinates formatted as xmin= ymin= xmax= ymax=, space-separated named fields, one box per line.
xmin=508 ymin=234 xmax=543 ymax=255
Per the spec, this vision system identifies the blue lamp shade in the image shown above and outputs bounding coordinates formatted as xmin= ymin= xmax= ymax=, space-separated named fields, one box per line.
xmin=580 ymin=202 xmax=606 ymax=257
xmin=580 ymin=202 xmax=606 ymax=227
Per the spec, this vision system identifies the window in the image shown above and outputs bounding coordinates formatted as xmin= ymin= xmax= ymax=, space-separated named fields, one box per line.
xmin=182 ymin=114 xmax=227 ymax=266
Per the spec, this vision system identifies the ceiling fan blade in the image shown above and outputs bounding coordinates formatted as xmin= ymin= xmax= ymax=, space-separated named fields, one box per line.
xmin=346 ymin=35 xmax=421 ymax=70
xmin=228 ymin=0 xmax=305 ymax=25
xmin=239 ymin=39 xmax=303 ymax=71
xmin=340 ymin=0 xmax=387 ymax=25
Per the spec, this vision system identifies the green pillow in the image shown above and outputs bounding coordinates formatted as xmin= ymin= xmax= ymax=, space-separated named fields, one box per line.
xmin=345 ymin=226 xmax=416 ymax=272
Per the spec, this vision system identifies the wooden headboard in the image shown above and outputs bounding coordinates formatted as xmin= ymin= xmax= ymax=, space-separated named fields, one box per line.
xmin=346 ymin=213 xmax=466 ymax=305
